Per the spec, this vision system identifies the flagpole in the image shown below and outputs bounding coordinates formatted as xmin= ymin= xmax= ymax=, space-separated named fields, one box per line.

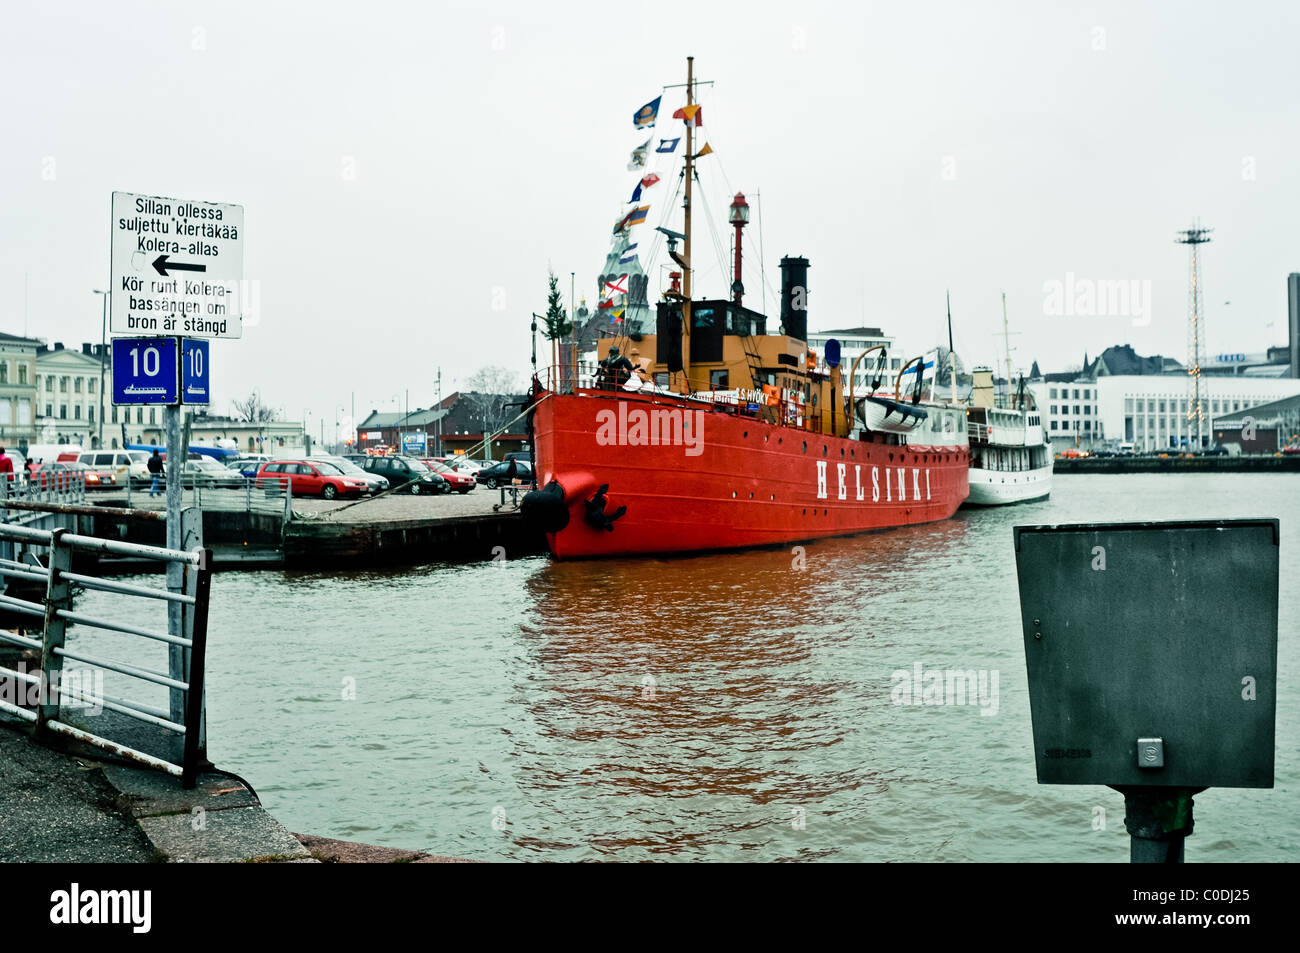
xmin=570 ymin=271 xmax=576 ymax=389
xmin=947 ymin=290 xmax=957 ymax=405
xmin=680 ymin=55 xmax=694 ymax=394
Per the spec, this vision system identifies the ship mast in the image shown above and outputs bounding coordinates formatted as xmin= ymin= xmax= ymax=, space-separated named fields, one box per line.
xmin=680 ymin=55 xmax=695 ymax=393
xmin=1001 ymin=292 xmax=1014 ymax=409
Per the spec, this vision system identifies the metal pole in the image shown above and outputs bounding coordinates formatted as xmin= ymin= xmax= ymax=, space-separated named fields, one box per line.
xmin=180 ymin=548 xmax=212 ymax=788
xmin=164 ymin=375 xmax=185 ymax=748
xmin=1117 ymin=786 xmax=1198 ymax=863
xmin=95 ymin=291 xmax=107 ymax=449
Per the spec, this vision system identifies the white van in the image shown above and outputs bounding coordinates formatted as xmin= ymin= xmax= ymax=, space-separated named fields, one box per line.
xmin=77 ymin=450 xmax=140 ymax=487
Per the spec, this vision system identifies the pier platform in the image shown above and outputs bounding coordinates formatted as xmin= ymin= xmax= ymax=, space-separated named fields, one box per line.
xmin=1053 ymin=454 xmax=1300 ymax=473
xmin=80 ymin=489 xmax=546 ymax=570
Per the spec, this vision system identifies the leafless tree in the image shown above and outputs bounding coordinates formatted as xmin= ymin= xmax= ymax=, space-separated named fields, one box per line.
xmin=461 ymin=366 xmax=523 ymax=437
xmin=231 ymin=390 xmax=278 ymax=423
xmin=465 ymin=366 xmax=520 ymax=395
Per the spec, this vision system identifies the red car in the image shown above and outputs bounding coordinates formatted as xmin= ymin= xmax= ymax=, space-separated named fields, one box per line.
xmin=421 ymin=459 xmax=476 ymax=493
xmin=255 ymin=460 xmax=371 ymax=499
xmin=30 ymin=461 xmax=104 ymax=491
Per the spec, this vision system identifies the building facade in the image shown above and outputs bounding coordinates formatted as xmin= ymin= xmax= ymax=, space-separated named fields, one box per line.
xmin=0 ymin=332 xmax=40 ymax=450
xmin=807 ymin=328 xmax=902 ymax=394
xmin=1030 ymin=374 xmax=1300 ymax=451
xmin=34 ymin=342 xmax=108 ymax=449
xmin=111 ymin=411 xmax=304 ymax=453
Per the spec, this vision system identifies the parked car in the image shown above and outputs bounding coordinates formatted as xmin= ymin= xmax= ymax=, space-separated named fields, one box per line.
xmin=179 ymin=458 xmax=247 ymax=488
xmin=2 ymin=450 xmax=27 ymax=484
xmin=76 ymin=450 xmax=141 ymax=488
xmin=30 ymin=461 xmax=103 ymax=491
xmin=256 ymin=460 xmax=372 ymax=499
xmin=225 ymin=457 xmax=263 ymax=479
xmin=434 ymin=456 xmax=484 ymax=476
xmin=503 ymin=451 xmax=532 ymax=465
xmin=475 ymin=459 xmax=533 ymax=489
xmin=420 ymin=459 xmax=475 ymax=493
xmin=347 ymin=454 xmax=448 ymax=494
xmin=124 ymin=450 xmax=152 ymax=485
xmin=308 ymin=455 xmax=389 ymax=494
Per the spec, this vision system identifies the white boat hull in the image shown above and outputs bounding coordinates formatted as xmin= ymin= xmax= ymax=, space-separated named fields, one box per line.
xmin=964 ymin=464 xmax=1052 ymax=506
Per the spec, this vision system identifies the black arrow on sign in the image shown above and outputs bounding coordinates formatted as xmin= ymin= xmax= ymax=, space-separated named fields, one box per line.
xmin=152 ymin=254 xmax=208 ymax=277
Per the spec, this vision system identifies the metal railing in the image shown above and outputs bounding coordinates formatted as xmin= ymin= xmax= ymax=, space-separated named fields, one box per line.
xmin=1 ymin=472 xmax=88 ymax=510
xmin=0 ymin=521 xmax=212 ymax=787
xmin=113 ymin=475 xmax=292 ymax=522
xmin=185 ymin=477 xmax=292 ymax=519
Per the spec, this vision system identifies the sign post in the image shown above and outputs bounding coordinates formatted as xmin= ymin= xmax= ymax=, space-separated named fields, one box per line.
xmin=110 ymin=190 xmax=243 ymax=759
xmin=1015 ymin=519 xmax=1279 ymax=862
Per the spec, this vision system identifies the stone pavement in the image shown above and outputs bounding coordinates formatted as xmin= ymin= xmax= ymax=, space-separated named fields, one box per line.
xmin=1 ymin=718 xmax=473 ymax=863
xmin=0 ymin=717 xmax=311 ymax=863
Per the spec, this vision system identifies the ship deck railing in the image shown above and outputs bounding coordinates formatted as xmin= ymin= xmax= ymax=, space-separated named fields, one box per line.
xmin=544 ymin=363 xmax=835 ymax=432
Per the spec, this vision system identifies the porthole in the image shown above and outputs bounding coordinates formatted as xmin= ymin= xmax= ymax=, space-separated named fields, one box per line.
xmin=743 ymin=431 xmax=748 ymax=438
xmin=802 ymin=441 xmax=807 ymax=453
xmin=822 ymin=445 xmax=828 ymax=457
xmin=732 ymin=491 xmax=737 ymax=498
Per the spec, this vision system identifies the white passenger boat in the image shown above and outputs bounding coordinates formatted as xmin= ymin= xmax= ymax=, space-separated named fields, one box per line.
xmin=964 ymin=368 xmax=1052 ymax=506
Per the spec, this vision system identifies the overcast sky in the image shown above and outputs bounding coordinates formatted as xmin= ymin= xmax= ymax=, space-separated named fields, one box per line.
xmin=3 ymin=1 xmax=1297 ymax=436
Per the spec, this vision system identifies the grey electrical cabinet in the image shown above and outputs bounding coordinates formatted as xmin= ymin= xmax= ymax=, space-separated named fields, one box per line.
xmin=1014 ymin=519 xmax=1278 ymax=789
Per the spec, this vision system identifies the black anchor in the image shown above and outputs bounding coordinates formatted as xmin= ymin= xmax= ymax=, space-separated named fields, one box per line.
xmin=583 ymin=483 xmax=626 ymax=532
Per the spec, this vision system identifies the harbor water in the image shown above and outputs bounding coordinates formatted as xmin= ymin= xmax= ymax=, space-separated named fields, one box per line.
xmin=72 ymin=473 xmax=1300 ymax=861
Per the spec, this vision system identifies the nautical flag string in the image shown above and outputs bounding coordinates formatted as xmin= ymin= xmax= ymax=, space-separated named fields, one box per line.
xmin=627 ymin=137 xmax=650 ymax=171
xmin=671 ymin=104 xmax=703 ymax=126
xmin=619 ymin=243 xmax=638 ymax=264
xmin=656 ymin=137 xmax=680 ymax=154
xmin=633 ymin=96 xmax=661 ymax=129
xmin=628 ymin=173 xmax=661 ymax=204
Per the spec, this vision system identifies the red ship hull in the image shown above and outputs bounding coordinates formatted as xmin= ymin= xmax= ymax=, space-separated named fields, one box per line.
xmin=526 ymin=388 xmax=969 ymax=559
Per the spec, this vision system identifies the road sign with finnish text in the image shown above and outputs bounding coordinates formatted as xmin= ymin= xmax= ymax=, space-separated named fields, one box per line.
xmin=110 ymin=191 xmax=245 ymax=339
xmin=112 ymin=337 xmax=178 ymax=405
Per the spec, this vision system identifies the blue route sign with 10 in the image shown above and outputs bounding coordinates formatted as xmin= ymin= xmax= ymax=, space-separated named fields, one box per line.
xmin=181 ymin=339 xmax=210 ymax=405
xmin=112 ymin=336 xmax=211 ymax=405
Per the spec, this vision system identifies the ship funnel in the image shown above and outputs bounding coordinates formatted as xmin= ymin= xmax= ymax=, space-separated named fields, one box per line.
xmin=971 ymin=367 xmax=995 ymax=409
xmin=779 ymin=256 xmax=809 ymax=342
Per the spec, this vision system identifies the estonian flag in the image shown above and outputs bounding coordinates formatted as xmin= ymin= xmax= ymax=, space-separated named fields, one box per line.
xmin=634 ymin=96 xmax=661 ymax=129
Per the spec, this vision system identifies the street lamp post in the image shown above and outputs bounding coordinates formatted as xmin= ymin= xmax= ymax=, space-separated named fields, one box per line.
xmin=93 ymin=289 xmax=108 ymax=449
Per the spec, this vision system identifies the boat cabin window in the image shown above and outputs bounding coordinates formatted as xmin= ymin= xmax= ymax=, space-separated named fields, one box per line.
xmin=692 ymin=307 xmax=719 ymax=330
xmin=710 ymin=369 xmax=729 ymax=390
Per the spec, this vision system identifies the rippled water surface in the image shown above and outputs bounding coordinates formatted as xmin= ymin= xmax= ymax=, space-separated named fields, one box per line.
xmin=71 ymin=473 xmax=1299 ymax=861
